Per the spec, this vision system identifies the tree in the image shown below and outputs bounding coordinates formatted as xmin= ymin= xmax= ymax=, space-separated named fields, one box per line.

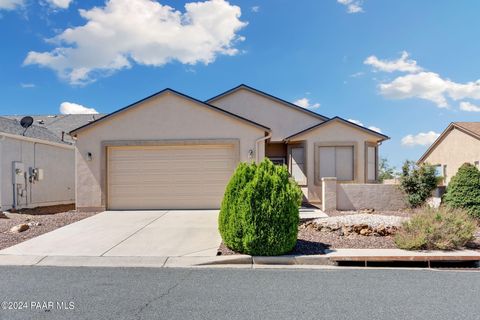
xmin=378 ymin=157 xmax=396 ymax=182
xmin=443 ymin=163 xmax=480 ymax=218
xmin=399 ymin=161 xmax=438 ymax=208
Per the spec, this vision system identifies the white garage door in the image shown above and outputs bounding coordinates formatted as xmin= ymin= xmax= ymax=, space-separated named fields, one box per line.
xmin=107 ymin=144 xmax=237 ymax=210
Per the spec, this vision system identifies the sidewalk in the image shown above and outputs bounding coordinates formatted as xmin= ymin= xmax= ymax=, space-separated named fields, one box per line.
xmin=0 ymin=249 xmax=478 ymax=268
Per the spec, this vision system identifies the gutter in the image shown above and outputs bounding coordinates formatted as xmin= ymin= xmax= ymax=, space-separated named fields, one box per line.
xmin=0 ymin=132 xmax=74 ymax=150
xmin=255 ymin=132 xmax=272 ymax=163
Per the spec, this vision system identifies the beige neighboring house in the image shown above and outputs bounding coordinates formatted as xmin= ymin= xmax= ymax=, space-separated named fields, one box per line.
xmin=418 ymin=122 xmax=480 ymax=185
xmin=70 ymin=85 xmax=389 ymax=211
xmin=0 ymin=114 xmax=103 ymax=210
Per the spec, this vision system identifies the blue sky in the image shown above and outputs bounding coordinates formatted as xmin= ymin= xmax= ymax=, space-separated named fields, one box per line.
xmin=1 ymin=0 xmax=480 ymax=169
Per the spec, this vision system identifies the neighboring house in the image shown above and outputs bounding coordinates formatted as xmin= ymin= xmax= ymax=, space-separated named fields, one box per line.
xmin=70 ymin=85 xmax=389 ymax=211
xmin=0 ymin=114 xmax=104 ymax=210
xmin=418 ymin=122 xmax=480 ymax=185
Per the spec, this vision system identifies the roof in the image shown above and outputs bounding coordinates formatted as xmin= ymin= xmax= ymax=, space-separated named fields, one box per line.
xmin=0 ymin=116 xmax=67 ymax=144
xmin=206 ymin=84 xmax=330 ymax=122
xmin=418 ymin=122 xmax=480 ymax=163
xmin=284 ymin=116 xmax=390 ymax=141
xmin=3 ymin=114 xmax=105 ymax=143
xmin=70 ymin=88 xmax=270 ymax=135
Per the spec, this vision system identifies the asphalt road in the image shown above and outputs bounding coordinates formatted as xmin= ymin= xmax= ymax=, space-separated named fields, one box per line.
xmin=0 ymin=266 xmax=479 ymax=320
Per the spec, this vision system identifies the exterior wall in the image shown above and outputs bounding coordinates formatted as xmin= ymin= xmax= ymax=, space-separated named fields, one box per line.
xmin=209 ymin=88 xmax=322 ymax=141
xmin=74 ymin=92 xmax=266 ymax=211
xmin=421 ymin=128 xmax=480 ymax=185
xmin=336 ymin=183 xmax=406 ymax=211
xmin=0 ymin=136 xmax=75 ymax=210
xmin=289 ymin=121 xmax=381 ymax=202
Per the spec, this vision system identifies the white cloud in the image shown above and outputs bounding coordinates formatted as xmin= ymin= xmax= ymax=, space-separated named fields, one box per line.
xmin=347 ymin=119 xmax=382 ymax=133
xmin=60 ymin=102 xmax=98 ymax=114
xmin=294 ymin=97 xmax=320 ymax=109
xmin=24 ymin=0 xmax=247 ymax=85
xmin=20 ymin=83 xmax=35 ymax=88
xmin=0 ymin=0 xmax=23 ymax=10
xmin=251 ymin=5 xmax=259 ymax=12
xmin=45 ymin=0 xmax=72 ymax=9
xmin=364 ymin=51 xmax=422 ymax=73
xmin=337 ymin=0 xmax=364 ymax=13
xmin=401 ymin=131 xmax=440 ymax=147
xmin=459 ymin=101 xmax=480 ymax=112
xmin=368 ymin=126 xmax=382 ymax=133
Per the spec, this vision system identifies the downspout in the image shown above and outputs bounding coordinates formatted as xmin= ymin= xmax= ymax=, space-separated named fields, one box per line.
xmin=255 ymin=132 xmax=272 ymax=163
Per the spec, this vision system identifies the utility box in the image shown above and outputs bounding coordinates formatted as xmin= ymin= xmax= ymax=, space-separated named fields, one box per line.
xmin=12 ymin=162 xmax=25 ymax=185
xmin=32 ymin=168 xmax=44 ymax=181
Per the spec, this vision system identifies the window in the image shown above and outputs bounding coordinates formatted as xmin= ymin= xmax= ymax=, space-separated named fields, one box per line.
xmin=366 ymin=145 xmax=377 ymax=182
xmin=318 ymin=146 xmax=354 ymax=181
xmin=289 ymin=147 xmax=306 ymax=185
xmin=434 ymin=165 xmax=443 ymax=177
xmin=269 ymin=157 xmax=286 ymax=166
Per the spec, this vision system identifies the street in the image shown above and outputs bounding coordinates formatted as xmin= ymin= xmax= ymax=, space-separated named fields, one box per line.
xmin=0 ymin=266 xmax=479 ymax=320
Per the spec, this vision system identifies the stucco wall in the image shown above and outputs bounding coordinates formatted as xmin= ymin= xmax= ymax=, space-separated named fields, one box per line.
xmin=336 ymin=183 xmax=407 ymax=211
xmin=421 ymin=128 xmax=480 ymax=184
xmin=209 ymin=88 xmax=322 ymax=141
xmin=0 ymin=136 xmax=75 ymax=210
xmin=74 ymin=92 xmax=266 ymax=211
xmin=289 ymin=121 xmax=381 ymax=202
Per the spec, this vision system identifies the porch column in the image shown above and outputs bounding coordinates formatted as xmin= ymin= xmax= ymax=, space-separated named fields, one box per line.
xmin=322 ymin=177 xmax=337 ymax=212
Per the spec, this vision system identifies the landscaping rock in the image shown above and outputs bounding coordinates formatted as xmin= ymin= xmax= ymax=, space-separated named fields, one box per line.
xmin=27 ymin=221 xmax=41 ymax=227
xmin=308 ymin=214 xmax=407 ymax=236
xmin=10 ymin=224 xmax=30 ymax=233
xmin=0 ymin=212 xmax=9 ymax=219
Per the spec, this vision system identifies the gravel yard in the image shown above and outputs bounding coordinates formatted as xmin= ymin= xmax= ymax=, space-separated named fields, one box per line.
xmin=0 ymin=205 xmax=98 ymax=250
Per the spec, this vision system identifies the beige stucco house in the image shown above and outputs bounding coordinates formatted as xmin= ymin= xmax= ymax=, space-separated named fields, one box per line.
xmin=70 ymin=85 xmax=389 ymax=211
xmin=418 ymin=122 xmax=480 ymax=185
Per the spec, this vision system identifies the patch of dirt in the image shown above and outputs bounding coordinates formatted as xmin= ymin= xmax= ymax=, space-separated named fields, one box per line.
xmin=0 ymin=205 xmax=98 ymax=250
xmin=326 ymin=209 xmax=415 ymax=218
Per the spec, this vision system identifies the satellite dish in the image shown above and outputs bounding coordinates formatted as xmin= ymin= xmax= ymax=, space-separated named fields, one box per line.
xmin=20 ymin=116 xmax=34 ymax=136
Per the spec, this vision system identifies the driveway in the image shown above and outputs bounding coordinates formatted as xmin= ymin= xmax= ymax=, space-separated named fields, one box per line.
xmin=0 ymin=210 xmax=221 ymax=257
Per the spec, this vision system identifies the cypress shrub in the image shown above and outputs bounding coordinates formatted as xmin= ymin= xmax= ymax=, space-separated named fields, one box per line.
xmin=443 ymin=163 xmax=480 ymax=218
xmin=218 ymin=159 xmax=302 ymax=256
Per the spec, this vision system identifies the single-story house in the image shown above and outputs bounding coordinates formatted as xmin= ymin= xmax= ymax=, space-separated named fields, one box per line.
xmin=0 ymin=114 xmax=104 ymax=210
xmin=70 ymin=84 xmax=389 ymax=211
xmin=418 ymin=122 xmax=480 ymax=185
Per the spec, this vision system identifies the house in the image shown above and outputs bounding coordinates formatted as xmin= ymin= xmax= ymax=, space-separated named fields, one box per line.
xmin=70 ymin=85 xmax=389 ymax=211
xmin=0 ymin=114 xmax=104 ymax=210
xmin=418 ymin=122 xmax=480 ymax=185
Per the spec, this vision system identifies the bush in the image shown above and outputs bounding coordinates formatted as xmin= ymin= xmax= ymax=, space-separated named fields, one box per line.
xmin=218 ymin=159 xmax=302 ymax=256
xmin=399 ymin=161 xmax=438 ymax=208
xmin=394 ymin=207 xmax=476 ymax=250
xmin=443 ymin=163 xmax=480 ymax=218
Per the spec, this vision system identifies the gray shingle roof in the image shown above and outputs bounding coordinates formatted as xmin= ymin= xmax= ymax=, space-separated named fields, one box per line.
xmin=0 ymin=117 xmax=66 ymax=144
xmin=3 ymin=114 xmax=105 ymax=143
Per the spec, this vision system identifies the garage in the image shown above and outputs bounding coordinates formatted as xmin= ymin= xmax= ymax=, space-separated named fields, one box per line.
xmin=107 ymin=144 xmax=237 ymax=210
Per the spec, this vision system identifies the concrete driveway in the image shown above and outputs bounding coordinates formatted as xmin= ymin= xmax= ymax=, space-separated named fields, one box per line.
xmin=0 ymin=210 xmax=221 ymax=257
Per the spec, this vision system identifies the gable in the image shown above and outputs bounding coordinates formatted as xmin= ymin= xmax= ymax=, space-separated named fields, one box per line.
xmin=419 ymin=126 xmax=480 ymax=164
xmin=71 ymin=89 xmax=269 ymax=135
xmin=207 ymin=86 xmax=326 ymax=141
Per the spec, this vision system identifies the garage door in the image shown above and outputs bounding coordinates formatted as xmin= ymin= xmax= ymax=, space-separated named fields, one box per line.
xmin=107 ymin=144 xmax=237 ymax=210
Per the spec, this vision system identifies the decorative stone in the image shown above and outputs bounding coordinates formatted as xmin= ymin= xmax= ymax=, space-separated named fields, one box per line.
xmin=10 ymin=224 xmax=30 ymax=233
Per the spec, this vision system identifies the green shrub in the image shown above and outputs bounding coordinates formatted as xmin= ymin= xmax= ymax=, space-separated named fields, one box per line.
xmin=394 ymin=207 xmax=476 ymax=250
xmin=218 ymin=159 xmax=302 ymax=256
xmin=399 ymin=161 xmax=438 ymax=208
xmin=443 ymin=163 xmax=480 ymax=218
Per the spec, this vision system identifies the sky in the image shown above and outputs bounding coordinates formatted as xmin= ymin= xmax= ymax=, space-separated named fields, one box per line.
xmin=1 ymin=0 xmax=480 ymax=169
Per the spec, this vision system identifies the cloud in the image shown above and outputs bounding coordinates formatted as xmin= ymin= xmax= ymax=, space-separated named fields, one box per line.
xmin=401 ymin=131 xmax=440 ymax=147
xmin=294 ymin=97 xmax=320 ymax=109
xmin=364 ymin=51 xmax=422 ymax=73
xmin=60 ymin=102 xmax=98 ymax=114
xmin=20 ymin=83 xmax=35 ymax=88
xmin=45 ymin=0 xmax=72 ymax=9
xmin=251 ymin=5 xmax=259 ymax=12
xmin=459 ymin=101 xmax=480 ymax=112
xmin=337 ymin=0 xmax=364 ymax=13
xmin=347 ymin=119 xmax=382 ymax=132
xmin=0 ymin=0 xmax=23 ymax=10
xmin=24 ymin=0 xmax=247 ymax=85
